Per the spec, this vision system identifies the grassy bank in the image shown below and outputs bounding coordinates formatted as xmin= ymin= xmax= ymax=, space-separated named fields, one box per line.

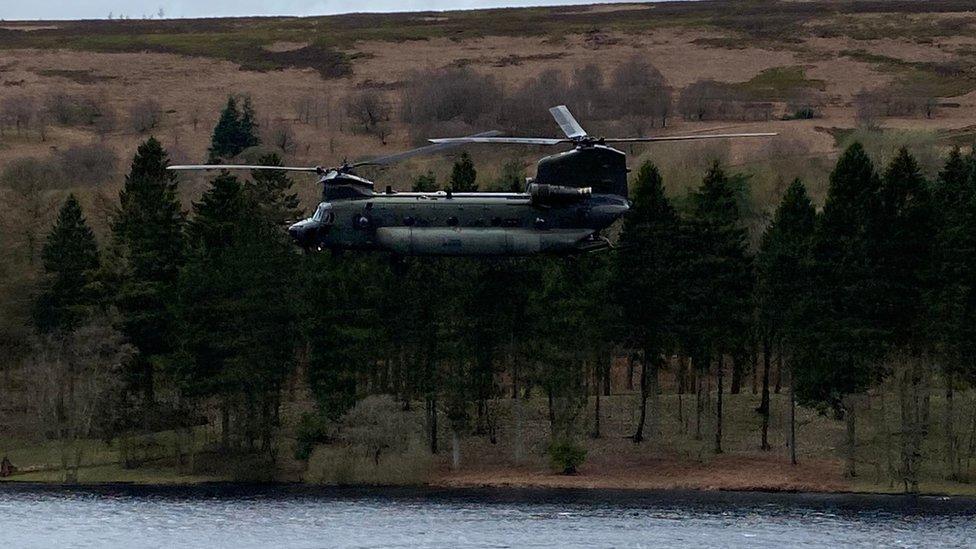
xmin=5 ymin=389 xmax=976 ymax=496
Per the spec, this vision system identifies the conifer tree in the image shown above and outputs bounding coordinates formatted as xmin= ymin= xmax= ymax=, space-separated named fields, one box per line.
xmin=449 ymin=152 xmax=477 ymax=192
xmin=237 ymin=96 xmax=260 ymax=151
xmin=797 ymin=142 xmax=885 ymax=477
xmin=34 ymin=195 xmax=101 ymax=333
xmin=756 ymin=179 xmax=815 ymax=458
xmin=876 ymin=148 xmax=933 ymax=349
xmin=685 ymin=162 xmax=753 ymax=454
xmin=614 ymin=161 xmax=684 ymax=442
xmin=176 ymin=172 xmax=298 ymax=452
xmin=927 ymin=147 xmax=976 ymax=479
xmin=207 ymin=96 xmax=260 ymax=163
xmin=187 ymin=172 xmax=246 ymax=253
xmin=208 ymin=96 xmax=241 ymax=163
xmin=247 ymin=153 xmax=301 ymax=226
xmin=412 ymin=171 xmax=438 ymax=192
xmin=112 ymin=137 xmax=185 ymax=407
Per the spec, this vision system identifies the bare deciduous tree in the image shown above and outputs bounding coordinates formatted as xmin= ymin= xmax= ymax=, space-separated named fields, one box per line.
xmin=345 ymin=90 xmax=390 ymax=135
xmin=44 ymin=93 xmax=103 ymax=126
xmin=57 ymin=143 xmax=118 ymax=187
xmin=1 ymin=95 xmax=36 ymax=134
xmin=27 ymin=319 xmax=134 ymax=482
xmin=401 ymin=68 xmax=502 ymax=136
xmin=128 ymin=98 xmax=162 ymax=133
xmin=610 ymin=56 xmax=672 ymax=128
xmin=266 ymin=121 xmax=299 ymax=154
xmin=0 ymin=157 xmax=60 ymax=264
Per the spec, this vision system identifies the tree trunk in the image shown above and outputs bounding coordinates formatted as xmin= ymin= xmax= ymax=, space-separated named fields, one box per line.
xmin=774 ymin=351 xmax=783 ymax=394
xmin=751 ymin=349 xmax=759 ymax=395
xmin=715 ymin=355 xmax=724 ymax=454
xmin=514 ymin=391 xmax=524 ymax=463
xmin=760 ymin=337 xmax=772 ymax=451
xmin=426 ymin=396 xmax=438 ymax=454
xmin=789 ymin=364 xmax=797 ymax=465
xmin=730 ymin=354 xmax=742 ymax=395
xmin=845 ymin=396 xmax=857 ymax=478
xmin=451 ymin=430 xmax=461 ymax=470
xmin=633 ymin=357 xmax=648 ymax=443
xmin=603 ymin=353 xmax=612 ymax=397
xmin=592 ymin=363 xmax=602 ymax=439
xmin=694 ymin=359 xmax=703 ymax=441
xmin=945 ymin=372 xmax=958 ymax=480
xmin=626 ymin=354 xmax=635 ymax=391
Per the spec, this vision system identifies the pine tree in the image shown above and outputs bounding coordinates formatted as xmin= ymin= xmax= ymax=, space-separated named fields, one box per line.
xmin=686 ymin=161 xmax=753 ymax=454
xmin=756 ymin=179 xmax=815 ymax=458
xmin=449 ymin=152 xmax=477 ymax=192
xmin=927 ymin=147 xmax=976 ymax=480
xmin=207 ymin=95 xmax=261 ymax=163
xmin=412 ymin=171 xmax=438 ymax=192
xmin=876 ymin=148 xmax=933 ymax=350
xmin=247 ymin=153 xmax=301 ymax=225
xmin=797 ymin=142 xmax=885 ymax=478
xmin=208 ymin=96 xmax=241 ymax=163
xmin=237 ymin=96 xmax=260 ymax=151
xmin=187 ymin=172 xmax=247 ymax=253
xmin=176 ymin=173 xmax=298 ymax=452
xmin=34 ymin=195 xmax=101 ymax=333
xmin=614 ymin=161 xmax=684 ymax=442
xmin=112 ymin=137 xmax=185 ymax=407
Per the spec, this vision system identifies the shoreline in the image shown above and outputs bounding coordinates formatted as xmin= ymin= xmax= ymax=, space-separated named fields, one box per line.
xmin=3 ymin=480 xmax=976 ymax=514
xmin=3 ymin=477 xmax=976 ymax=507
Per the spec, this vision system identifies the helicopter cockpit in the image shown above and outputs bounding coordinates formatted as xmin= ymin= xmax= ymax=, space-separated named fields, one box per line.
xmin=312 ymin=202 xmax=335 ymax=224
xmin=288 ymin=202 xmax=333 ymax=249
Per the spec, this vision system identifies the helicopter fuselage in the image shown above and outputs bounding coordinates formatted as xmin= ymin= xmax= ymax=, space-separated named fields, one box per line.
xmin=289 ymin=187 xmax=629 ymax=256
xmin=288 ymin=144 xmax=632 ymax=256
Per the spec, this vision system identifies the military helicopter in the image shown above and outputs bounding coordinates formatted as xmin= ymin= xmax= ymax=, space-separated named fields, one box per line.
xmin=169 ymin=106 xmax=774 ymax=256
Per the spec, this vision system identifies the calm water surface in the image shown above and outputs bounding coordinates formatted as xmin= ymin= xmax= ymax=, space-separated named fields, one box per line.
xmin=1 ymin=485 xmax=974 ymax=548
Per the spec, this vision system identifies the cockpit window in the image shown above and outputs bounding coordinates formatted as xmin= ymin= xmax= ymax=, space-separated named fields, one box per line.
xmin=313 ymin=203 xmax=334 ymax=223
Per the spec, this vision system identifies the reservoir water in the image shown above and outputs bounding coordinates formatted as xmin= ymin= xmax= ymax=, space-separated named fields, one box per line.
xmin=1 ymin=485 xmax=974 ymax=548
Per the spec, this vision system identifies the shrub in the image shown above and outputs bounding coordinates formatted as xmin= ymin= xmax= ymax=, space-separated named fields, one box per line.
xmin=548 ymin=439 xmax=586 ymax=475
xmin=294 ymin=412 xmax=332 ymax=461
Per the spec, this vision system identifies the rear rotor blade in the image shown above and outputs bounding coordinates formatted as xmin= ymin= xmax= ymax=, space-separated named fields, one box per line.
xmin=167 ymin=164 xmax=322 ymax=172
xmin=602 ymin=132 xmax=778 ymax=144
xmin=428 ymin=137 xmax=570 ymax=146
xmin=351 ymin=130 xmax=503 ymax=168
xmin=549 ymin=105 xmax=587 ymax=139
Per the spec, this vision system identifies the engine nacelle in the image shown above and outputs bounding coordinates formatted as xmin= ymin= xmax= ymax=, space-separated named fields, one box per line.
xmin=527 ymin=183 xmax=591 ymax=205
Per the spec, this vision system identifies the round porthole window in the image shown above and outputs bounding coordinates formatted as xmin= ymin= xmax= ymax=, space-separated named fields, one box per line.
xmin=446 ymin=216 xmax=459 ymax=227
xmin=403 ymin=216 xmax=415 ymax=226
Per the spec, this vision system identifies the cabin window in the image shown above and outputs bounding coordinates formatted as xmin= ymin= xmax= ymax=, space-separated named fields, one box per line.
xmin=446 ymin=216 xmax=459 ymax=227
xmin=403 ymin=216 xmax=415 ymax=226
xmin=490 ymin=217 xmax=502 ymax=227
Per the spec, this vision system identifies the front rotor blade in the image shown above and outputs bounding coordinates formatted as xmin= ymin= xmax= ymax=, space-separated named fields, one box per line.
xmin=351 ymin=130 xmax=503 ymax=168
xmin=428 ymin=137 xmax=570 ymax=146
xmin=549 ymin=105 xmax=587 ymax=139
xmin=167 ymin=164 xmax=322 ymax=172
xmin=602 ymin=132 xmax=778 ymax=143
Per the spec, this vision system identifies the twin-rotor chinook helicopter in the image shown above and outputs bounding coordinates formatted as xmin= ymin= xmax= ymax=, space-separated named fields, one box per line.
xmin=169 ymin=106 xmax=774 ymax=256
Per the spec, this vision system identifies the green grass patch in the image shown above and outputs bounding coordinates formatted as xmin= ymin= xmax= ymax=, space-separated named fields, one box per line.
xmin=841 ymin=49 xmax=976 ymax=97
xmin=731 ymin=66 xmax=827 ymax=100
